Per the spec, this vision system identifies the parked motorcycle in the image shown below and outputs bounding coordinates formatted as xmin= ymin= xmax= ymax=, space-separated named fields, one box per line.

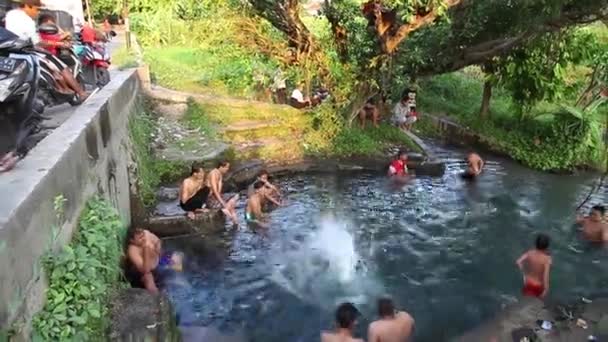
xmin=0 ymin=28 xmax=44 ymax=156
xmin=75 ymin=40 xmax=111 ymax=88
xmin=35 ymin=24 xmax=83 ymax=108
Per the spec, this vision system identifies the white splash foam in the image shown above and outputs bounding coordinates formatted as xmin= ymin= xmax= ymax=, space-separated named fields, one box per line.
xmin=269 ymin=215 xmax=383 ymax=307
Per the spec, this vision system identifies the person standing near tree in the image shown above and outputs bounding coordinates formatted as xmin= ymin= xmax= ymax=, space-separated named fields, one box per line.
xmin=359 ymin=98 xmax=380 ymax=128
xmin=392 ymin=93 xmax=410 ymax=130
xmin=272 ymin=68 xmax=287 ymax=104
xmin=103 ymin=17 xmax=113 ymax=41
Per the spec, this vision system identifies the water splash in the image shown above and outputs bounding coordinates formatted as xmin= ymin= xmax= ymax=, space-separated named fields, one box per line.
xmin=269 ymin=215 xmax=383 ymax=308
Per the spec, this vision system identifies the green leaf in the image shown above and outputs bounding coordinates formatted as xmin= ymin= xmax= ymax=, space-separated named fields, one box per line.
xmin=52 ymin=302 xmax=67 ymax=314
xmin=69 ymin=315 xmax=87 ymax=325
xmin=533 ymin=114 xmax=555 ymax=122
xmin=54 ymin=292 xmax=66 ymax=304
xmin=88 ymin=308 xmax=101 ymax=318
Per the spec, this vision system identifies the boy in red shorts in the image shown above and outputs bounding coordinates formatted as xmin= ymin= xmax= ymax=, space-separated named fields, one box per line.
xmin=516 ymin=234 xmax=552 ymax=298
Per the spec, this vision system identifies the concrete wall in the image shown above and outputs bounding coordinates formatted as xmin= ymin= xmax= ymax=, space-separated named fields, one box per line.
xmin=0 ymin=70 xmax=141 ymax=338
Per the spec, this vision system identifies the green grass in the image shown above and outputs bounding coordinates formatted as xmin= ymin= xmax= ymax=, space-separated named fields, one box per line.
xmin=144 ymin=44 xmax=276 ymax=98
xmin=333 ymin=124 xmax=423 ymax=157
xmin=112 ymin=47 xmax=138 ymax=70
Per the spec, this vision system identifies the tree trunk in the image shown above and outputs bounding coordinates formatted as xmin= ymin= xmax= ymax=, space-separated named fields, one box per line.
xmin=248 ymin=0 xmax=313 ymax=62
xmin=480 ymin=80 xmax=492 ymax=118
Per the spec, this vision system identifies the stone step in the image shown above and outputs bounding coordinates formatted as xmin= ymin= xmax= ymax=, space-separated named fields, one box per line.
xmin=157 ymin=141 xmax=231 ymax=162
xmin=220 ymin=120 xmax=281 ymax=133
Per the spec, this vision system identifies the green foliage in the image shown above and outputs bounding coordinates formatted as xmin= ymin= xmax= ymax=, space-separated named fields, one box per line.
xmin=89 ymin=0 xmax=121 ymax=19
xmin=418 ymin=71 xmax=607 ymax=171
xmin=384 ymin=0 xmax=449 ymax=22
xmin=32 ymin=198 xmax=126 ymax=341
xmin=333 ymin=124 xmax=423 ymax=156
xmin=494 ymin=29 xmax=598 ymax=115
xmin=393 ymin=0 xmax=608 ymax=77
xmin=303 ymin=103 xmax=345 ymax=154
xmin=128 ymin=106 xmax=160 ymax=207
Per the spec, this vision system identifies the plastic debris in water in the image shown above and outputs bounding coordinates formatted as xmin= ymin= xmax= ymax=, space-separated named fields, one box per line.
xmin=540 ymin=320 xmax=552 ymax=330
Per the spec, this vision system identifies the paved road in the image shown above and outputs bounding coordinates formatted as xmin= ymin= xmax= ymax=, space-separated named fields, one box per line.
xmin=0 ymin=35 xmax=125 ymax=156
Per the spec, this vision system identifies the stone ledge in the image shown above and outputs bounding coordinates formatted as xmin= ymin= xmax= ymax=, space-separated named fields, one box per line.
xmin=147 ymin=211 xmax=224 ymax=238
xmin=109 ymin=288 xmax=179 ymax=341
xmin=0 ymin=69 xmax=141 ymax=336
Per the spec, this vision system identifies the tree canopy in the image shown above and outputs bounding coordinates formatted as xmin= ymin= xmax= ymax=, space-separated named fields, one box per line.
xmin=247 ymin=0 xmax=608 ymax=79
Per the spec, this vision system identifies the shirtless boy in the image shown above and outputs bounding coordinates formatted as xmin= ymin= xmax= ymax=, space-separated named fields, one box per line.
xmin=126 ymin=228 xmax=183 ymax=294
xmin=516 ymin=234 xmax=552 ymax=298
xmin=464 ymin=152 xmax=484 ymax=178
xmin=179 ymin=163 xmax=209 ymax=219
xmin=368 ymin=298 xmax=415 ymax=342
xmin=246 ymin=182 xmax=269 ymax=228
xmin=321 ymin=302 xmax=364 ymax=342
xmin=249 ymin=170 xmax=282 ymax=207
xmin=576 ymin=205 xmax=608 ymax=242
xmin=206 ymin=161 xmax=239 ymax=226
xmin=359 ymin=99 xmax=380 ymax=129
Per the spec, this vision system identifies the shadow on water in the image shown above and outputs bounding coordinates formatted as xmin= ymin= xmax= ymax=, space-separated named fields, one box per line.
xmin=160 ymin=140 xmax=607 ymax=342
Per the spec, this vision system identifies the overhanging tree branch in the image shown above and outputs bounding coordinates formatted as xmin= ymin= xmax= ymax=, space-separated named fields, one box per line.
xmin=406 ymin=1 xmax=608 ymax=76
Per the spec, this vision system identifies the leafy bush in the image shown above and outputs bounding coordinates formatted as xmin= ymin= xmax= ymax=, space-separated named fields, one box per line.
xmin=128 ymin=107 xmax=160 ymax=207
xmin=32 ymin=198 xmax=126 ymax=341
xmin=303 ymin=104 xmax=344 ymax=154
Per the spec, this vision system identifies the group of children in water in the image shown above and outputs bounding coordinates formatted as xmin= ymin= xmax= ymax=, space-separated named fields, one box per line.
xmin=124 ymin=155 xmax=607 ymax=341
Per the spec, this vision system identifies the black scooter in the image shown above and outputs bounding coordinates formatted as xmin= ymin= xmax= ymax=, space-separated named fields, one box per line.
xmin=0 ymin=28 xmax=43 ymax=156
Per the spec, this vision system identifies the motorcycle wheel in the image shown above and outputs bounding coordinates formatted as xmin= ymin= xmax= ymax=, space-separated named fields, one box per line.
xmin=96 ymin=67 xmax=110 ymax=87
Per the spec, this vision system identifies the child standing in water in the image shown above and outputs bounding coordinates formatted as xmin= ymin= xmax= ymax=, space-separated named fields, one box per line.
xmin=516 ymin=234 xmax=552 ymax=298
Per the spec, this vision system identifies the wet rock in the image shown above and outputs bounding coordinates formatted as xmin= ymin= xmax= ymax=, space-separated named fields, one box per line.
xmin=108 ymin=288 xmax=179 ymax=341
xmin=407 ymin=153 xmax=425 ymax=162
xmin=225 ymin=160 xmax=264 ymax=190
xmin=147 ymin=211 xmax=224 ymax=238
xmin=157 ymin=187 xmax=179 ymax=201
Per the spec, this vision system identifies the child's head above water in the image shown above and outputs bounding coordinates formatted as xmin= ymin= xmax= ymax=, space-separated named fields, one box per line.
xmin=535 ymin=233 xmax=550 ymax=251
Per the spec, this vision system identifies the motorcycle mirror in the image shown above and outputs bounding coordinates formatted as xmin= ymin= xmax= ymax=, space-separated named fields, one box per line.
xmin=110 ymin=30 xmax=117 ymax=37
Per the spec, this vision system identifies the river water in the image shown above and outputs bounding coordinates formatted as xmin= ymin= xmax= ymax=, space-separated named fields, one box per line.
xmin=162 ymin=142 xmax=607 ymax=342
